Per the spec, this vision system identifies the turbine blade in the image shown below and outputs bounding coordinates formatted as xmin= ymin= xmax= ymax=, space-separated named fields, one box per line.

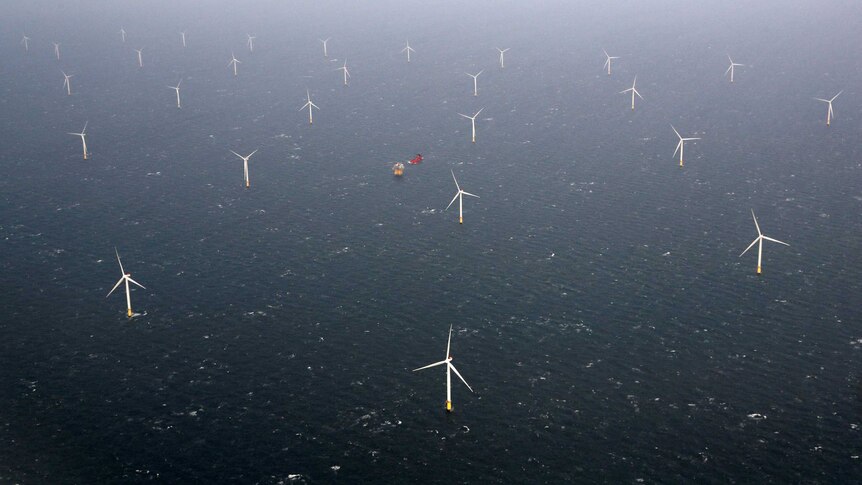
xmin=230 ymin=150 xmax=243 ymax=159
xmin=461 ymin=191 xmax=480 ymax=198
xmin=449 ymin=363 xmax=474 ymax=392
xmin=739 ymin=237 xmax=760 ymax=257
xmin=127 ymin=277 xmax=146 ymax=289
xmin=670 ymin=125 xmax=681 ymax=139
xmin=451 ymin=170 xmax=460 ymax=191
xmin=115 ymin=248 xmax=125 ymax=275
xmin=751 ymin=210 xmax=761 ymax=236
xmin=106 ymin=277 xmax=124 ymax=297
xmin=247 ymin=149 xmax=258 ymax=158
xmin=762 ymin=236 xmax=789 ymax=246
xmin=831 ymin=90 xmax=843 ymax=101
xmin=446 ymin=324 xmax=452 ymax=358
xmin=673 ymin=141 xmax=682 ymax=157
xmin=446 ymin=192 xmax=460 ymax=210
xmin=474 ymin=107 xmax=484 ymax=117
xmin=413 ymin=360 xmax=448 ymax=372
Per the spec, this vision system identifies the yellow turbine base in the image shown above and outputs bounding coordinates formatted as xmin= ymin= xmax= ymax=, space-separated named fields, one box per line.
xmin=679 ymin=160 xmax=684 ymax=167
xmin=246 ymin=181 xmax=250 ymax=188
xmin=757 ymin=266 xmax=762 ymax=275
xmin=127 ymin=308 xmax=133 ymax=317
xmin=459 ymin=217 xmax=463 ymax=224
xmin=446 ymin=401 xmax=453 ymax=412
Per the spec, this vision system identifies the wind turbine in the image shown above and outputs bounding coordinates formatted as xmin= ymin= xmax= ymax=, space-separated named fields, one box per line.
xmin=739 ymin=210 xmax=789 ymax=274
xmin=119 ymin=27 xmax=126 ymax=43
xmin=602 ymin=49 xmax=619 ymax=75
xmin=68 ymin=122 xmax=88 ymax=160
xmin=106 ymin=248 xmax=146 ymax=318
xmin=246 ymin=34 xmax=256 ymax=52
xmin=229 ymin=149 xmax=258 ymax=188
xmin=446 ymin=169 xmax=480 ymax=224
xmin=497 ymin=47 xmax=510 ymax=68
xmin=180 ymin=31 xmax=187 ymax=48
xmin=620 ymin=75 xmax=643 ymax=110
xmin=61 ymin=70 xmax=73 ymax=96
xmin=458 ymin=108 xmax=484 ymax=144
xmin=228 ymin=52 xmax=241 ymax=76
xmin=413 ymin=325 xmax=474 ymax=412
xmin=21 ymin=35 xmax=30 ymax=52
xmin=300 ymin=89 xmax=320 ymax=124
xmin=671 ymin=125 xmax=700 ymax=167
xmin=134 ymin=48 xmax=143 ymax=68
xmin=814 ymin=91 xmax=842 ymax=126
xmin=168 ymin=79 xmax=182 ymax=108
xmin=320 ymin=37 xmax=331 ymax=57
xmin=466 ymin=70 xmax=483 ymax=96
xmin=53 ymin=42 xmax=61 ymax=61
xmin=401 ymin=39 xmax=415 ymax=62
xmin=725 ymin=55 xmax=744 ymax=83
xmin=337 ymin=59 xmax=350 ymax=86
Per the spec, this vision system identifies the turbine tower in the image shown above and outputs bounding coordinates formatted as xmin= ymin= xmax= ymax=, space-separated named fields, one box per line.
xmin=21 ymin=35 xmax=30 ymax=52
xmin=401 ymin=40 xmax=415 ymax=62
xmin=68 ymin=122 xmax=89 ymax=160
xmin=168 ymin=79 xmax=182 ymax=108
xmin=53 ymin=42 xmax=61 ymax=61
xmin=230 ymin=149 xmax=258 ymax=188
xmin=320 ymin=37 xmax=331 ymax=57
xmin=413 ymin=325 xmax=474 ymax=412
xmin=620 ymin=75 xmax=643 ymax=110
xmin=300 ymin=89 xmax=320 ymax=124
xmin=671 ymin=125 xmax=700 ymax=167
xmin=228 ymin=52 xmax=241 ymax=76
xmin=337 ymin=59 xmax=350 ymax=86
xmin=466 ymin=70 xmax=483 ymax=96
xmin=458 ymin=108 xmax=484 ymax=143
xmin=446 ymin=170 xmax=480 ymax=224
xmin=246 ymin=34 xmax=256 ymax=52
xmin=602 ymin=49 xmax=619 ymax=75
xmin=106 ymin=248 xmax=146 ymax=317
xmin=814 ymin=91 xmax=842 ymax=126
xmin=61 ymin=70 xmax=73 ymax=96
xmin=739 ymin=210 xmax=789 ymax=274
xmin=134 ymin=48 xmax=143 ymax=68
xmin=497 ymin=47 xmax=510 ymax=68
xmin=725 ymin=55 xmax=744 ymax=83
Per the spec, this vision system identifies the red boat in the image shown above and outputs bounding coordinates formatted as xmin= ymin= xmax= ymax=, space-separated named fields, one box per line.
xmin=408 ymin=154 xmax=423 ymax=165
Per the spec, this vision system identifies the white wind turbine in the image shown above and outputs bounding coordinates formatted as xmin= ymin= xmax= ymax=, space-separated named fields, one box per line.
xmin=497 ymin=47 xmax=510 ymax=68
xmin=21 ymin=35 xmax=30 ymax=52
xmin=671 ymin=125 xmax=700 ymax=167
xmin=446 ymin=169 xmax=480 ymax=224
xmin=337 ymin=59 xmax=350 ymax=86
xmin=106 ymin=248 xmax=146 ymax=318
xmin=53 ymin=42 xmax=61 ymax=61
xmin=228 ymin=52 xmax=241 ymax=76
xmin=725 ymin=55 xmax=744 ymax=83
xmin=246 ymin=34 xmax=256 ymax=52
xmin=61 ymin=70 xmax=73 ymax=96
xmin=814 ymin=91 xmax=842 ymax=126
xmin=620 ymin=75 xmax=643 ymax=110
xmin=119 ymin=27 xmax=126 ymax=43
xmin=466 ymin=70 xmax=484 ymax=96
xmin=458 ymin=108 xmax=484 ymax=143
xmin=320 ymin=37 xmax=331 ymax=57
xmin=300 ymin=89 xmax=320 ymax=124
xmin=603 ymin=49 xmax=619 ymax=75
xmin=739 ymin=210 xmax=789 ymax=275
xmin=68 ymin=122 xmax=89 ymax=160
xmin=401 ymin=40 xmax=415 ymax=62
xmin=134 ymin=48 xmax=143 ymax=67
xmin=413 ymin=325 xmax=474 ymax=413
xmin=229 ymin=149 xmax=258 ymax=188
xmin=168 ymin=79 xmax=182 ymax=108
xmin=180 ymin=31 xmax=187 ymax=48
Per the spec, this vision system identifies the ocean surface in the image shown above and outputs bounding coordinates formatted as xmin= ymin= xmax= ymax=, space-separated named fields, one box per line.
xmin=1 ymin=1 xmax=861 ymax=482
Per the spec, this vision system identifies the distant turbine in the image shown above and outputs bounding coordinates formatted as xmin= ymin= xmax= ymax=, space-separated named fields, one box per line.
xmin=725 ymin=55 xmax=744 ymax=83
xmin=61 ymin=70 xmax=73 ymax=96
xmin=180 ymin=31 xmax=187 ymax=48
xmin=300 ymin=89 xmax=320 ymax=124
xmin=21 ymin=34 xmax=30 ymax=52
xmin=337 ymin=59 xmax=350 ymax=86
xmin=134 ymin=48 xmax=143 ymax=68
xmin=496 ymin=47 xmax=510 ymax=68
xmin=401 ymin=39 xmax=415 ymax=62
xmin=671 ymin=125 xmax=700 ymax=167
xmin=413 ymin=324 xmax=474 ymax=412
xmin=814 ymin=91 xmax=842 ymax=126
xmin=602 ymin=49 xmax=619 ymax=75
xmin=168 ymin=78 xmax=182 ymax=108
xmin=619 ymin=75 xmax=643 ymax=110
xmin=739 ymin=210 xmax=789 ymax=275
xmin=106 ymin=248 xmax=146 ymax=318
xmin=320 ymin=37 xmax=331 ymax=57
xmin=458 ymin=108 xmax=484 ymax=143
xmin=53 ymin=42 xmax=61 ymax=61
xmin=246 ymin=34 xmax=256 ymax=52
xmin=229 ymin=149 xmax=258 ymax=188
xmin=228 ymin=52 xmax=241 ymax=76
xmin=119 ymin=27 xmax=126 ymax=43
xmin=68 ymin=122 xmax=88 ymax=160
xmin=466 ymin=70 xmax=483 ymax=96
xmin=446 ymin=169 xmax=480 ymax=224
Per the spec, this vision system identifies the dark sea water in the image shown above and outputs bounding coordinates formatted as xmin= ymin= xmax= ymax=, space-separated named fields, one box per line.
xmin=2 ymin=0 xmax=861 ymax=482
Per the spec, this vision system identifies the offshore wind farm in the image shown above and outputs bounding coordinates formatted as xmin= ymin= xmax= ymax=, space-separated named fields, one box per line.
xmin=0 ymin=0 xmax=860 ymax=483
